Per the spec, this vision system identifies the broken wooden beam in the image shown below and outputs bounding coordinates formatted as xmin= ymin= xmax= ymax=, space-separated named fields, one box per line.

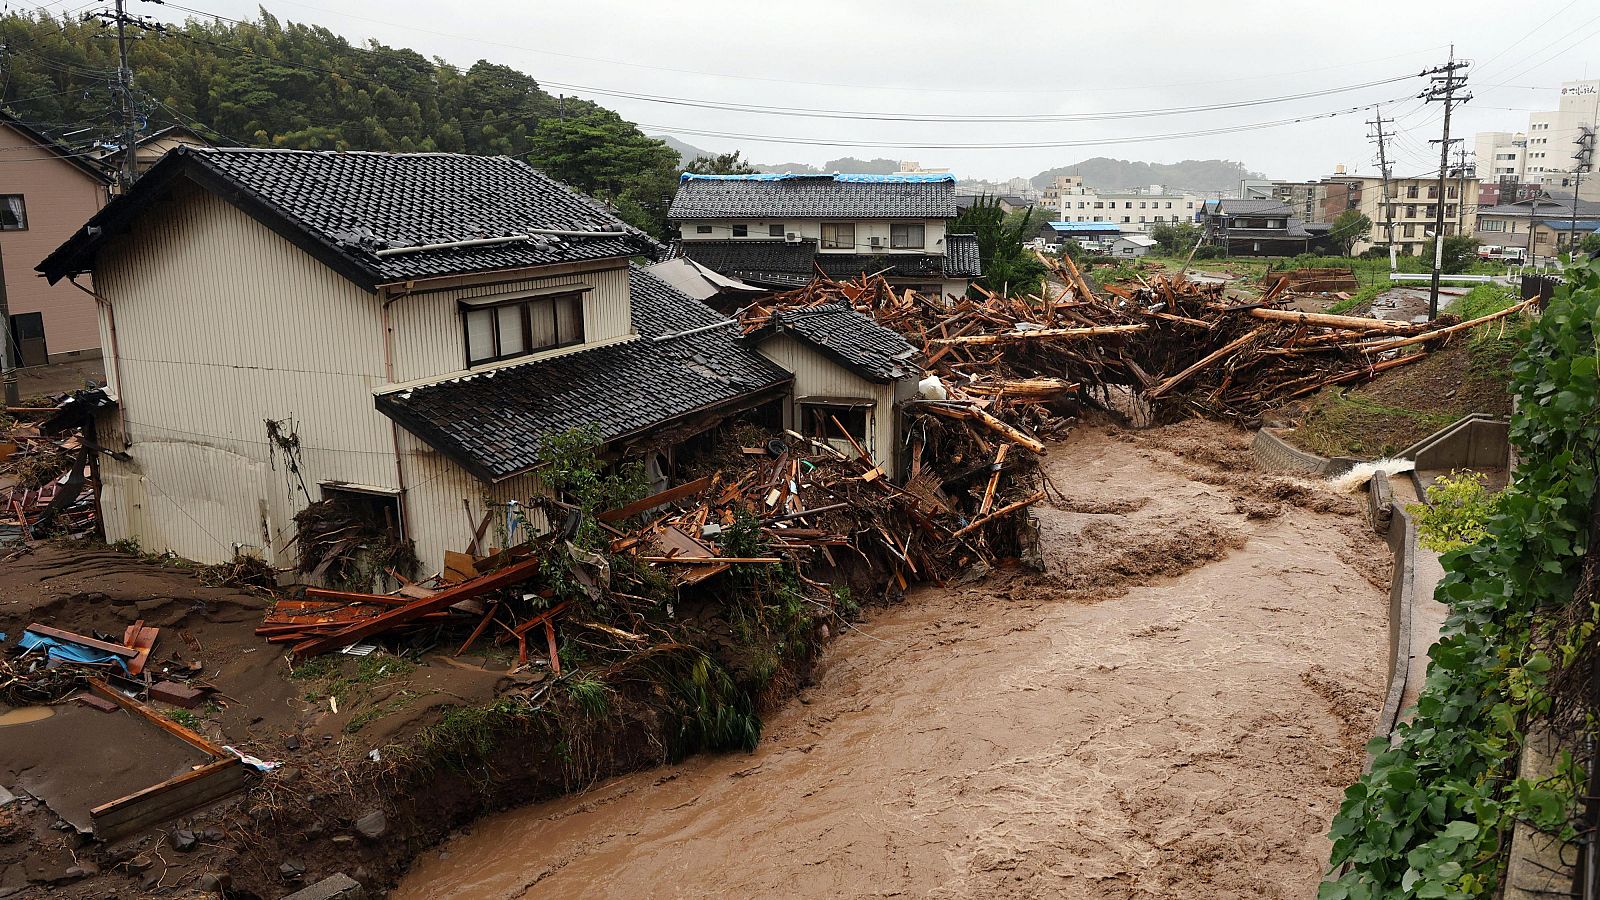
xmin=598 ymin=476 xmax=714 ymax=523
xmin=1246 ymin=308 xmax=1418 ymax=331
xmin=953 ymin=491 xmax=1047 ymax=537
xmin=925 ymin=324 xmax=1147 ymax=346
xmin=1145 ymin=327 xmax=1265 ymax=399
xmin=293 ymin=556 xmax=543 ymax=658
xmin=1359 ymin=298 xmax=1537 ymax=354
xmin=24 ymin=623 xmax=139 ymax=659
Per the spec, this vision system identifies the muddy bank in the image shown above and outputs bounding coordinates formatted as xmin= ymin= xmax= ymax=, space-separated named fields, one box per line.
xmin=397 ymin=422 xmax=1389 ymax=899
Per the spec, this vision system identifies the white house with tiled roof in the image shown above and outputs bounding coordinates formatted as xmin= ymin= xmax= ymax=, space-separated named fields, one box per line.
xmin=668 ymin=173 xmax=979 ymax=300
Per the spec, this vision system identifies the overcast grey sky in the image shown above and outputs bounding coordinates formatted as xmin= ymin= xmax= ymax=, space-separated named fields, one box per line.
xmin=150 ymin=0 xmax=1598 ymax=182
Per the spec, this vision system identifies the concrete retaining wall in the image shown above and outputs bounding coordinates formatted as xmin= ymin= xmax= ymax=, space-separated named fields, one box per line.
xmin=1371 ymin=480 xmax=1416 ymax=750
xmin=1251 ymin=428 xmax=1361 ymax=476
xmin=1400 ymin=414 xmax=1510 ymax=472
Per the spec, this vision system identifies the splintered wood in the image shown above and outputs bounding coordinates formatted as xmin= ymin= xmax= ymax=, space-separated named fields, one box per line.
xmin=740 ymin=256 xmax=1534 ymax=423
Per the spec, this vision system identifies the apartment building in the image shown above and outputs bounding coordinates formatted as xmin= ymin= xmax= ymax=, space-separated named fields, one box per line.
xmin=1473 ymin=79 xmax=1600 ymax=202
xmin=1038 ymin=177 xmax=1203 ymax=232
xmin=1337 ymin=173 xmax=1481 ymax=256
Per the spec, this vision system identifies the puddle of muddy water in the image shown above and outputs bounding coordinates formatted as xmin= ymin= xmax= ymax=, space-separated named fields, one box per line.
xmin=0 ymin=706 xmax=54 ymax=727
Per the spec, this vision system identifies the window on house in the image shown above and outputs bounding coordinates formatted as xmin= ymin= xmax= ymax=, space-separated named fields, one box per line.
xmin=463 ymin=292 xmax=584 ymax=366
xmin=695 ymin=225 xmax=712 ymax=234
xmin=1124 ymin=201 xmax=1133 ymax=208
xmin=1446 ymin=185 xmax=1458 ymax=199
xmin=319 ymin=485 xmax=404 ymax=541
xmin=1426 ymin=186 xmax=1438 ymax=199
xmin=1406 ymin=185 xmax=1419 ymax=199
xmin=1165 ymin=201 xmax=1173 ymax=209
xmin=890 ymin=222 xmax=925 ymax=249
xmin=1406 ymin=205 xmax=1418 ymax=218
xmin=732 ymin=224 xmax=748 ymax=237
xmin=0 ymin=195 xmax=26 ymax=231
xmin=769 ymin=223 xmax=784 ymax=237
xmin=821 ymin=222 xmax=854 ymax=249
xmin=1121 ymin=216 xmax=1130 ymax=223
xmin=1402 ymin=223 xmax=1416 ymax=238
xmin=1093 ymin=201 xmax=1103 ymax=209
xmin=1446 ymin=204 xmax=1457 ymax=218
xmin=1424 ymin=205 xmax=1437 ymax=218
xmin=1481 ymin=219 xmax=1505 ymax=232
xmin=801 ymin=401 xmax=869 ymax=452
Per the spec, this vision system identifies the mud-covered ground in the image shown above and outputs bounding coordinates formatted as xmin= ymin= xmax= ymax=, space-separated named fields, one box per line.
xmin=397 ymin=421 xmax=1390 ymax=900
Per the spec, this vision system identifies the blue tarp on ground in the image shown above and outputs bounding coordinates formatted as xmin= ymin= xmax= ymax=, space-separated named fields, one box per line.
xmin=16 ymin=630 xmax=129 ymax=672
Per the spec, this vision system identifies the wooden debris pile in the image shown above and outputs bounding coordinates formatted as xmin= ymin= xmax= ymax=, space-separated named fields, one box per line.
xmin=1261 ymin=267 xmax=1359 ymax=294
xmin=1 ymin=406 xmax=98 ymax=540
xmin=740 ymin=258 xmax=1536 ymax=424
xmin=274 ymin=427 xmax=1044 ymax=663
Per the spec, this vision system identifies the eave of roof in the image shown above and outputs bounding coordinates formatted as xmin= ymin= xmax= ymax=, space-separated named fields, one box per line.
xmin=0 ymin=108 xmax=114 ymax=184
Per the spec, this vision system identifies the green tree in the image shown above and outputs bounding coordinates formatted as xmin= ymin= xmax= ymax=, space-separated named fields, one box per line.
xmin=1149 ymin=222 xmax=1200 ymax=256
xmin=1328 ymin=209 xmax=1373 ymax=256
xmin=1423 ymin=233 xmax=1482 ymax=274
xmin=948 ymin=196 xmax=1048 ymax=297
xmin=1578 ymin=230 xmax=1600 ymax=257
xmin=684 ymin=151 xmax=758 ymax=175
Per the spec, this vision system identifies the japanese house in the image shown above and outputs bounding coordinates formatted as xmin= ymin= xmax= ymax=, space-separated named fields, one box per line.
xmin=667 ymin=173 xmax=980 ymax=299
xmin=1199 ymin=198 xmax=1319 ymax=256
xmin=0 ymin=109 xmax=113 ymax=366
xmin=37 ymin=147 xmax=841 ymax=574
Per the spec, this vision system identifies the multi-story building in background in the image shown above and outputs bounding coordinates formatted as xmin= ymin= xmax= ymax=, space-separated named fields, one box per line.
xmin=1037 ymin=176 xmax=1204 ymax=232
xmin=1473 ymin=79 xmax=1600 ymax=202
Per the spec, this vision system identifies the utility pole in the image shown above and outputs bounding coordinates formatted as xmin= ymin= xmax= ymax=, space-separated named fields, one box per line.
xmin=1453 ymin=145 xmax=1472 ymax=232
xmin=1367 ymin=106 xmax=1398 ymax=270
xmin=113 ymin=0 xmax=136 ymax=190
xmin=1422 ymin=47 xmax=1471 ymax=320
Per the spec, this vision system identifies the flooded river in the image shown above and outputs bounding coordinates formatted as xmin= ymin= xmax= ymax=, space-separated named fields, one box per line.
xmin=397 ymin=423 xmax=1388 ymax=899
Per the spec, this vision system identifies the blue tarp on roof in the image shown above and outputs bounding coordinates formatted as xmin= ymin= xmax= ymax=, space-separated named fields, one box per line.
xmin=1538 ymin=219 xmax=1600 ymax=231
xmin=1046 ymin=221 xmax=1122 ymax=232
xmin=679 ymin=173 xmax=956 ymax=184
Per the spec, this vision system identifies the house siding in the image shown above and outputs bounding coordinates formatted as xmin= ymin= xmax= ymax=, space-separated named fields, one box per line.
xmin=385 ymin=263 xmax=633 ymax=383
xmin=89 ymin=183 xmax=549 ymax=574
xmin=755 ymin=334 xmax=899 ymax=477
xmin=0 ymin=120 xmax=109 ymax=361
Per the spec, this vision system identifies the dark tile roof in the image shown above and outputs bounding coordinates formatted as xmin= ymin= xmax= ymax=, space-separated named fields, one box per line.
xmin=944 ymin=233 xmax=981 ymax=277
xmin=40 ymin=147 xmax=657 ymax=289
xmin=1212 ymin=198 xmax=1295 ymax=217
xmin=374 ymin=266 xmax=792 ymax=481
xmin=747 ymin=304 xmax=919 ymax=384
xmin=680 ymin=239 xmax=817 ymax=286
xmin=680 ymin=237 xmax=976 ymax=286
xmin=668 ymin=173 xmax=958 ymax=220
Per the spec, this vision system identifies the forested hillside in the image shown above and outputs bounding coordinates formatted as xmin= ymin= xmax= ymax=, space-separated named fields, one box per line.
xmin=1031 ymin=157 xmax=1265 ymax=193
xmin=0 ymin=10 xmax=681 ymax=233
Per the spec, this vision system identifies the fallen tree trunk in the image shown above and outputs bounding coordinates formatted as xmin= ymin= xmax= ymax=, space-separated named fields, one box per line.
xmin=1247 ymin=308 xmax=1419 ymax=331
xmin=1359 ymin=298 xmax=1537 ymax=354
xmin=925 ymin=324 xmax=1147 ymax=346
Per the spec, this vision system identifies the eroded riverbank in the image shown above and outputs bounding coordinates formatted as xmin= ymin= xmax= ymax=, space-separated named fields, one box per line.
xmin=396 ymin=422 xmax=1389 ymax=899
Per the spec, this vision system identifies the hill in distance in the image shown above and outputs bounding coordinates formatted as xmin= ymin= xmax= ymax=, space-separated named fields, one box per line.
xmin=1031 ymin=158 xmax=1265 ymax=194
xmin=653 ymin=136 xmax=901 ymax=176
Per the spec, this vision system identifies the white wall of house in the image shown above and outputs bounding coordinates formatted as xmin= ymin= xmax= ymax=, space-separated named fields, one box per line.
xmin=676 ymin=218 xmax=948 ymax=253
xmin=89 ymin=183 xmax=594 ymax=574
xmin=1045 ymin=191 xmax=1202 ymax=231
xmin=753 ymin=334 xmax=900 ymax=478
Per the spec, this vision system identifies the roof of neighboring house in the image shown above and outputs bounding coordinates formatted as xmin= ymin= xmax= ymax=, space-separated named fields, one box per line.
xmin=745 ymin=303 xmax=920 ymax=383
xmin=1481 ymin=193 xmax=1600 ymax=218
xmin=1220 ymin=226 xmax=1313 ymax=240
xmin=0 ymin=107 xmax=114 ymax=184
xmin=668 ymin=172 xmax=958 ymax=220
xmin=39 ymin=147 xmax=657 ymax=289
xmin=679 ymin=238 xmax=978 ymax=287
xmin=944 ymin=233 xmax=981 ymax=277
xmin=1114 ymin=233 xmax=1159 ymax=247
xmin=1539 ymin=219 xmax=1600 ymax=231
xmin=1212 ymin=198 xmax=1295 ymax=217
xmin=374 ymin=266 xmax=792 ymax=482
xmin=644 ymin=256 xmax=765 ymax=302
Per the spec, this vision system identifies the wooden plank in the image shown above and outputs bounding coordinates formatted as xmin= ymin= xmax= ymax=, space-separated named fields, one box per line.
xmin=303 ymin=588 xmax=412 ymax=606
xmin=454 ymin=601 xmax=500 ymax=657
xmin=925 ymin=324 xmax=1147 ymax=346
xmin=1146 ymin=327 xmax=1265 ymax=399
xmin=25 ymin=623 xmax=137 ymax=659
xmin=293 ymin=555 xmax=543 ymax=658
xmin=597 ymin=476 xmax=714 ymax=523
xmin=1359 ymin=298 xmax=1536 ymax=354
xmin=87 ymin=678 xmax=228 ymax=757
xmin=637 ymin=556 xmax=782 ymax=564
xmin=91 ymin=759 xmax=251 ymax=841
xmin=1246 ymin=307 xmax=1417 ymax=331
xmin=443 ymin=550 xmax=479 ymax=584
xmin=953 ymin=491 xmax=1046 ymax=538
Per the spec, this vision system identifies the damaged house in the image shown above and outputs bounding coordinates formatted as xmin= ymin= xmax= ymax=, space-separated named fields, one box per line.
xmin=33 ymin=147 xmax=905 ymax=575
xmin=667 ymin=173 xmax=980 ymax=299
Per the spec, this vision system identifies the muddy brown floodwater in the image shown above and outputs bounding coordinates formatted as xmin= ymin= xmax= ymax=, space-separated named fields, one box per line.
xmin=396 ymin=422 xmax=1388 ymax=900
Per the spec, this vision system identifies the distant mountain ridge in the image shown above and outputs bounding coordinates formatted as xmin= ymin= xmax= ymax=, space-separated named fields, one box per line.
xmin=1030 ymin=158 xmax=1264 ymax=193
xmin=652 ymin=137 xmax=1265 ymax=193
